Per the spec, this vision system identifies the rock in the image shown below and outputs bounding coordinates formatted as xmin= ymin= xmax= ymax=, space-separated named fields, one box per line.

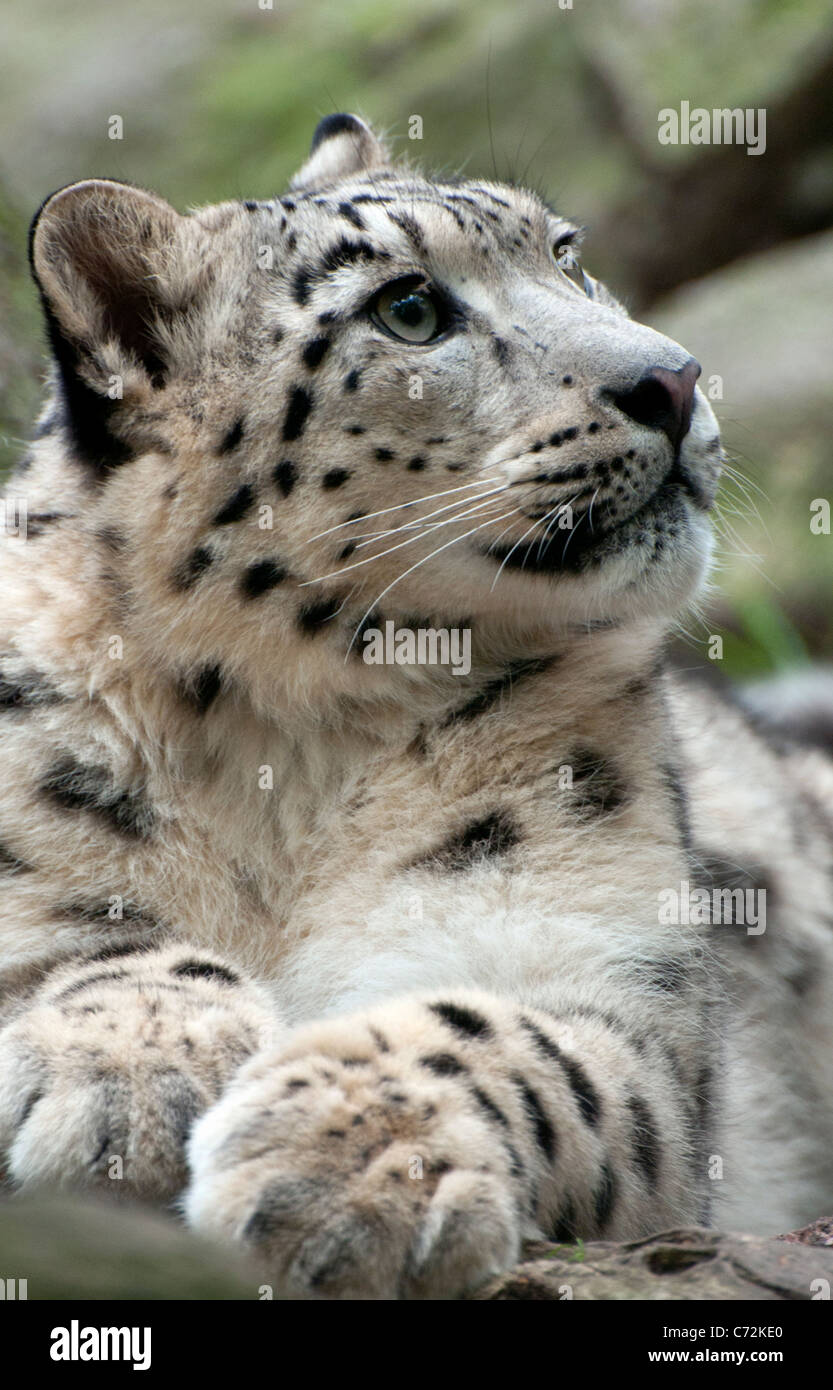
xmin=779 ymin=1216 xmax=833 ymax=1248
xmin=475 ymin=1228 xmax=833 ymax=1301
xmin=0 ymin=1193 xmax=258 ymax=1300
xmin=1 ymin=1195 xmax=832 ymax=1300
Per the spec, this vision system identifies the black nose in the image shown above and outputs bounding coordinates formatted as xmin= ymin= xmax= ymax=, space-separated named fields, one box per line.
xmin=609 ymin=358 xmax=701 ymax=450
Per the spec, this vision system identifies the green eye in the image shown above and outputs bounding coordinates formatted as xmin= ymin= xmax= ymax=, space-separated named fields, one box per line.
xmin=372 ymin=280 xmax=443 ymax=343
xmin=553 ymin=239 xmax=593 ymax=297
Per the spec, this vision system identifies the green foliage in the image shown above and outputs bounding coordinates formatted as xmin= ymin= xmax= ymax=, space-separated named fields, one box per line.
xmin=720 ymin=597 xmax=810 ymax=680
xmin=545 ymin=1237 xmax=587 ymax=1262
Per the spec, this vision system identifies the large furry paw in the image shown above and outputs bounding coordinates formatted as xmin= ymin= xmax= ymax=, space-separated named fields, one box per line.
xmin=185 ymin=1000 xmax=524 ymax=1299
xmin=0 ymin=943 xmax=279 ymax=1201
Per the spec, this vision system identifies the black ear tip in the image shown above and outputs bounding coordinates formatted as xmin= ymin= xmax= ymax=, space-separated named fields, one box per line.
xmin=309 ymin=113 xmax=365 ymax=154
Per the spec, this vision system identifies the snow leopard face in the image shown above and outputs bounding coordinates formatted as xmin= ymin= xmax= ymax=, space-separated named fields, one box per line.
xmin=26 ymin=113 xmax=722 ymax=700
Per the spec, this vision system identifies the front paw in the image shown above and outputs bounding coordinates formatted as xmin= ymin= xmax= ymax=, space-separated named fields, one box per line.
xmin=185 ymin=1004 xmax=523 ymax=1299
xmin=0 ymin=944 xmax=279 ymax=1201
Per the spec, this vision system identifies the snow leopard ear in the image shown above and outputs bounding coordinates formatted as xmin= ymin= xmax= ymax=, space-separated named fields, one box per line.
xmin=29 ymin=179 xmax=204 ymax=470
xmin=289 ymin=114 xmax=391 ymax=192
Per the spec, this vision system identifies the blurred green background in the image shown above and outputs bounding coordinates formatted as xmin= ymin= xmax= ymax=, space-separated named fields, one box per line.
xmin=1 ymin=0 xmax=831 ymax=678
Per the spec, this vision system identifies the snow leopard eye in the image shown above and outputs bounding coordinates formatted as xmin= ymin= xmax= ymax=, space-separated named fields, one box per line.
xmin=552 ymin=235 xmax=594 ymax=298
xmin=370 ymin=277 xmax=446 ymax=343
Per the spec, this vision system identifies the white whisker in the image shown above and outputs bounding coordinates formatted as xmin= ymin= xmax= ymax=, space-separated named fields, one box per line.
xmin=306 ymin=476 xmax=504 ymax=542
xmin=354 ymin=485 xmax=506 ymax=549
xmin=489 ymin=512 xmax=548 ymax=591
xmin=301 ymin=494 xmax=508 ymax=586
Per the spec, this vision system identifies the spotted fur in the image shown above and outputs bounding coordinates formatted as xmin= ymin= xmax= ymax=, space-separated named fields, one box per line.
xmin=1 ymin=114 xmax=832 ymax=1298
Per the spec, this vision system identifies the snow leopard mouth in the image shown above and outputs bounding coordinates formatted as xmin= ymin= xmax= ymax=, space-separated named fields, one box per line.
xmin=481 ymin=453 xmax=709 ymax=577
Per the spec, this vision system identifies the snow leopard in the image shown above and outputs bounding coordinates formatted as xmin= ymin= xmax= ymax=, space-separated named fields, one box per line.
xmin=0 ymin=112 xmax=831 ymax=1299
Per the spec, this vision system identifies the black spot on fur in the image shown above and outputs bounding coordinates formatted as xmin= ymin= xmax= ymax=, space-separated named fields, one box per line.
xmin=568 ymin=746 xmax=629 ymax=817
xmin=295 ymin=238 xmax=382 ymax=306
xmin=41 ymin=754 xmax=154 ymax=839
xmin=443 ymin=204 xmax=466 ymax=230
xmin=174 ymin=546 xmax=213 ymax=591
xmin=344 ymin=370 xmax=361 ymax=392
xmin=338 ymin=200 xmax=366 ymax=230
xmin=318 ymin=237 xmax=379 ymax=278
xmin=240 ymin=559 xmax=288 ymax=599
xmin=0 ymin=671 xmax=63 ymax=710
xmin=440 ymin=656 xmax=555 ymax=727
xmin=420 ymin=1052 xmax=468 ymax=1077
xmin=513 ymin=1073 xmax=556 ymax=1160
xmin=273 ymin=459 xmax=298 ymax=497
xmin=471 ymin=1085 xmax=510 ymax=1129
xmin=54 ymin=968 xmax=131 ymax=1002
xmin=627 ymin=1094 xmax=661 ymax=1188
xmin=97 ymin=526 xmax=126 ymax=552
xmin=292 ymin=269 xmax=313 ymax=306
xmin=213 ymin=483 xmax=255 ymax=526
xmin=282 ymin=386 xmax=313 ymax=441
xmin=387 ymin=210 xmax=425 ymax=251
xmin=20 ymin=512 xmax=68 ymax=537
xmin=408 ymin=456 xmax=426 ymax=471
xmin=179 ymin=663 xmax=223 ymax=715
xmin=492 ymin=336 xmax=511 ymax=366
xmin=593 ymin=1162 xmax=616 ymax=1230
xmin=415 ymin=810 xmax=519 ymax=872
xmin=302 ymin=337 xmax=331 ymax=370
xmin=429 ymin=1001 xmax=493 ymax=1040
xmin=374 ymin=447 xmax=395 ymax=462
xmin=18 ymin=1089 xmax=44 ymax=1128
xmin=644 ymin=958 xmax=690 ymax=993
xmin=60 ymin=900 xmax=158 ymax=928
xmin=83 ymin=940 xmax=156 ymax=965
xmin=219 ymin=419 xmax=245 ymax=454
xmin=519 ymin=1018 xmax=601 ymax=1127
xmin=297 ymin=597 xmax=342 ymax=634
xmin=322 ymin=468 xmax=351 ymax=489
xmin=172 ymin=959 xmax=240 ymax=986
xmin=0 ymin=842 xmax=30 ymax=874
